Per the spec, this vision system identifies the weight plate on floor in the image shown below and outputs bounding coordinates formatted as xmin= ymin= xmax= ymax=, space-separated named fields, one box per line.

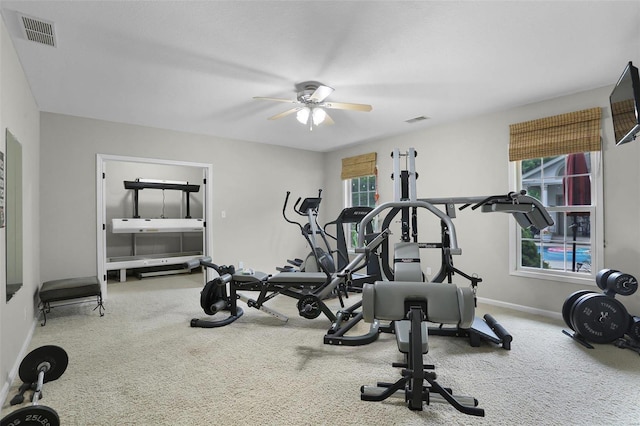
xmin=297 ymin=295 xmax=322 ymax=319
xmin=19 ymin=345 xmax=68 ymax=384
xmin=606 ymin=272 xmax=638 ymax=297
xmin=628 ymin=316 xmax=640 ymax=341
xmin=595 ymin=269 xmax=617 ymax=291
xmin=200 ymin=280 xmax=217 ymax=315
xmin=571 ymin=294 xmax=629 ymax=344
xmin=0 ymin=405 xmax=60 ymax=426
xmin=562 ymin=290 xmax=595 ymax=330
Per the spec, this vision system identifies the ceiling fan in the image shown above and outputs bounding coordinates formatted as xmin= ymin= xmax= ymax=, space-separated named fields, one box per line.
xmin=253 ymin=81 xmax=372 ymax=131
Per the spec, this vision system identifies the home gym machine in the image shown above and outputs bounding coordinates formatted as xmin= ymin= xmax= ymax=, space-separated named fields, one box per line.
xmin=324 ymin=148 xmax=554 ymax=349
xmin=1 ymin=346 xmax=68 ymax=426
xmin=562 ymin=268 xmax=640 ymax=353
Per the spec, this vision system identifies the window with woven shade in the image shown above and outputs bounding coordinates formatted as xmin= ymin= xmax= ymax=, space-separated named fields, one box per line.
xmin=509 ymin=108 xmax=603 ymax=283
xmin=342 ymin=152 xmax=378 ymax=249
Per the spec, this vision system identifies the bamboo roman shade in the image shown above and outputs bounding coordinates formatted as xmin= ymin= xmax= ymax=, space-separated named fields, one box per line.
xmin=341 ymin=152 xmax=377 ymax=180
xmin=509 ymin=107 xmax=602 ymax=162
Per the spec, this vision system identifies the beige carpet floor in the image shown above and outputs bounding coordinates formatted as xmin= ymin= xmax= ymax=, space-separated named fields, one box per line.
xmin=2 ymin=272 xmax=640 ymax=425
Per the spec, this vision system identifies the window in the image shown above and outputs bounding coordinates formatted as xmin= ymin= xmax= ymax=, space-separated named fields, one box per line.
xmin=344 ymin=174 xmax=377 ymax=249
xmin=341 ymin=152 xmax=378 ymax=249
xmin=350 ymin=175 xmax=377 ymax=207
xmin=513 ymin=153 xmax=601 ymax=280
xmin=509 ymin=108 xmax=602 ymax=283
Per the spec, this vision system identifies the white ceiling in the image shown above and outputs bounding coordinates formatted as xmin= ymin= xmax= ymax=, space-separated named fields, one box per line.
xmin=1 ymin=1 xmax=639 ymax=152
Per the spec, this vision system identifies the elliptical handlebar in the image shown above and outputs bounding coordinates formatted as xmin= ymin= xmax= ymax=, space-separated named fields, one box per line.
xmin=293 ymin=197 xmax=302 ymax=214
xmin=282 ymin=191 xmax=303 ymax=229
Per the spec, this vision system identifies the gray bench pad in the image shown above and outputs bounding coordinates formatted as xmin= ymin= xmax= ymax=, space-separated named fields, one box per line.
xmin=267 ymin=272 xmax=328 ymax=284
xmin=231 ymin=272 xmax=328 ymax=286
xmin=40 ymin=276 xmax=101 ymax=303
xmin=395 ymin=320 xmax=429 ymax=353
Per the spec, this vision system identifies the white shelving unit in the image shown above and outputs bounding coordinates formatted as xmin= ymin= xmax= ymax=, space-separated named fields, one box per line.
xmin=106 ymin=179 xmax=205 ymax=282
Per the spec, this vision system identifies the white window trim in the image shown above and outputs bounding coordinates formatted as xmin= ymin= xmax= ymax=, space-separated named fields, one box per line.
xmin=343 ymin=179 xmax=356 ymax=252
xmin=508 ymin=151 xmax=604 ymax=286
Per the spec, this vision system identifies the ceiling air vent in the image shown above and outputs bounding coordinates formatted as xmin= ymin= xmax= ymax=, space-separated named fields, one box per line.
xmin=405 ymin=116 xmax=430 ymax=124
xmin=18 ymin=13 xmax=56 ymax=47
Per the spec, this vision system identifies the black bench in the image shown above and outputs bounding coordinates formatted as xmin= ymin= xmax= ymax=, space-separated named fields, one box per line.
xmin=39 ymin=276 xmax=104 ymax=326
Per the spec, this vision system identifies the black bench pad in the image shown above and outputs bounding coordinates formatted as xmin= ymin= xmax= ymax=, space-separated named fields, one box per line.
xmin=40 ymin=276 xmax=101 ymax=302
xmin=39 ymin=276 xmax=103 ymax=325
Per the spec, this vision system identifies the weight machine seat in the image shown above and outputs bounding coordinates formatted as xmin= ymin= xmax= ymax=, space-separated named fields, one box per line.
xmin=39 ymin=276 xmax=104 ymax=326
xmin=362 ymin=281 xmax=475 ymax=353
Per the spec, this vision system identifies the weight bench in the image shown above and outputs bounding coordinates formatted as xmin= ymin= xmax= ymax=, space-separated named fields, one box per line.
xmin=360 ymin=280 xmax=484 ymax=416
xmin=191 ymin=256 xmax=346 ymax=328
xmin=39 ymin=276 xmax=104 ymax=326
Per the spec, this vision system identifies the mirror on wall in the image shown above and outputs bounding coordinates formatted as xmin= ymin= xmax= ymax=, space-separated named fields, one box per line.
xmin=5 ymin=129 xmax=23 ymax=302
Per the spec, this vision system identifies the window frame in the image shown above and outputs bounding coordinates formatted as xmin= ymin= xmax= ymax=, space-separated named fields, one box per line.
xmin=508 ymin=151 xmax=604 ymax=285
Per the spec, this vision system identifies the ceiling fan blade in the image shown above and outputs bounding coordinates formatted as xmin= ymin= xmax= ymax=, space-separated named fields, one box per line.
xmin=253 ymin=96 xmax=298 ymax=104
xmin=323 ymin=112 xmax=335 ymax=125
xmin=309 ymin=85 xmax=334 ymax=102
xmin=268 ymin=107 xmax=302 ymax=120
xmin=322 ymin=101 xmax=372 ymax=112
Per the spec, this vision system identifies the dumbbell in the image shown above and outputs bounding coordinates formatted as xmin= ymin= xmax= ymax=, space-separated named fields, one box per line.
xmin=1 ymin=345 xmax=68 ymax=426
xmin=595 ymin=269 xmax=638 ymax=297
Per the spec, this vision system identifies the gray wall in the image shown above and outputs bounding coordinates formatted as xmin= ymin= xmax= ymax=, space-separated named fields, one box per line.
xmin=323 ymin=86 xmax=640 ymax=316
xmin=40 ymin=113 xmax=325 ymax=281
xmin=0 ymin=19 xmax=41 ymax=400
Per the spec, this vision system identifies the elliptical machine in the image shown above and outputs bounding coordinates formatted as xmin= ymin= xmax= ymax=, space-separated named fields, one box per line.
xmin=279 ymin=189 xmax=336 ymax=277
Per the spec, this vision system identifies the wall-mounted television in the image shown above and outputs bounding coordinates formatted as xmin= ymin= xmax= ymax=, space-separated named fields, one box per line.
xmin=610 ymin=61 xmax=640 ymax=146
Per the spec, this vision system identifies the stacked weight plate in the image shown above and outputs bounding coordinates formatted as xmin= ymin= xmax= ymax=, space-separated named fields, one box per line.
xmin=562 ymin=269 xmax=638 ymax=346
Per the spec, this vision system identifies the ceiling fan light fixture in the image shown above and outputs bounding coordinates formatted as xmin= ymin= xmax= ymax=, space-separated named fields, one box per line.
xmin=296 ymin=107 xmax=310 ymax=125
xmin=312 ymin=108 xmax=327 ymax=126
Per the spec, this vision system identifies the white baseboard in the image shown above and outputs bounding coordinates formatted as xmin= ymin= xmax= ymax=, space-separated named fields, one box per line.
xmin=0 ymin=317 xmax=37 ymax=406
xmin=477 ymin=296 xmax=563 ymax=321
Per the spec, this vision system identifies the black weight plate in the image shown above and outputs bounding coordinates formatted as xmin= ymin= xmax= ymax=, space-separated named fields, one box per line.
xmin=571 ymin=294 xmax=629 ymax=344
xmin=595 ymin=269 xmax=617 ymax=291
xmin=628 ymin=316 xmax=640 ymax=341
xmin=606 ymin=272 xmax=638 ymax=296
xmin=562 ymin=290 xmax=595 ymax=330
xmin=19 ymin=346 xmax=68 ymax=384
xmin=200 ymin=280 xmax=217 ymax=315
xmin=297 ymin=295 xmax=322 ymax=319
xmin=0 ymin=405 xmax=59 ymax=426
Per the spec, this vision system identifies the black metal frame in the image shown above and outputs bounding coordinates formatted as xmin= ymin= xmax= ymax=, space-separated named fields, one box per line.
xmin=123 ymin=179 xmax=200 ymax=218
xmin=40 ymin=294 xmax=104 ymax=326
xmin=190 ymin=259 xmax=353 ymax=328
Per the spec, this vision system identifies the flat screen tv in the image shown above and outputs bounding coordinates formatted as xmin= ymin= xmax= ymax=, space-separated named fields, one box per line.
xmin=610 ymin=61 xmax=640 ymax=146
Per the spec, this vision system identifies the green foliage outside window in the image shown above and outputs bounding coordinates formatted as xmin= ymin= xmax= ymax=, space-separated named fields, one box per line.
xmin=521 ymin=228 xmax=548 ymax=269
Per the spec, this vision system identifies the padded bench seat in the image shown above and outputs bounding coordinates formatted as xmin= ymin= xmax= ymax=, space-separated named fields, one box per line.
xmin=267 ymin=272 xmax=329 ymax=286
xmin=39 ymin=276 xmax=104 ymax=326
